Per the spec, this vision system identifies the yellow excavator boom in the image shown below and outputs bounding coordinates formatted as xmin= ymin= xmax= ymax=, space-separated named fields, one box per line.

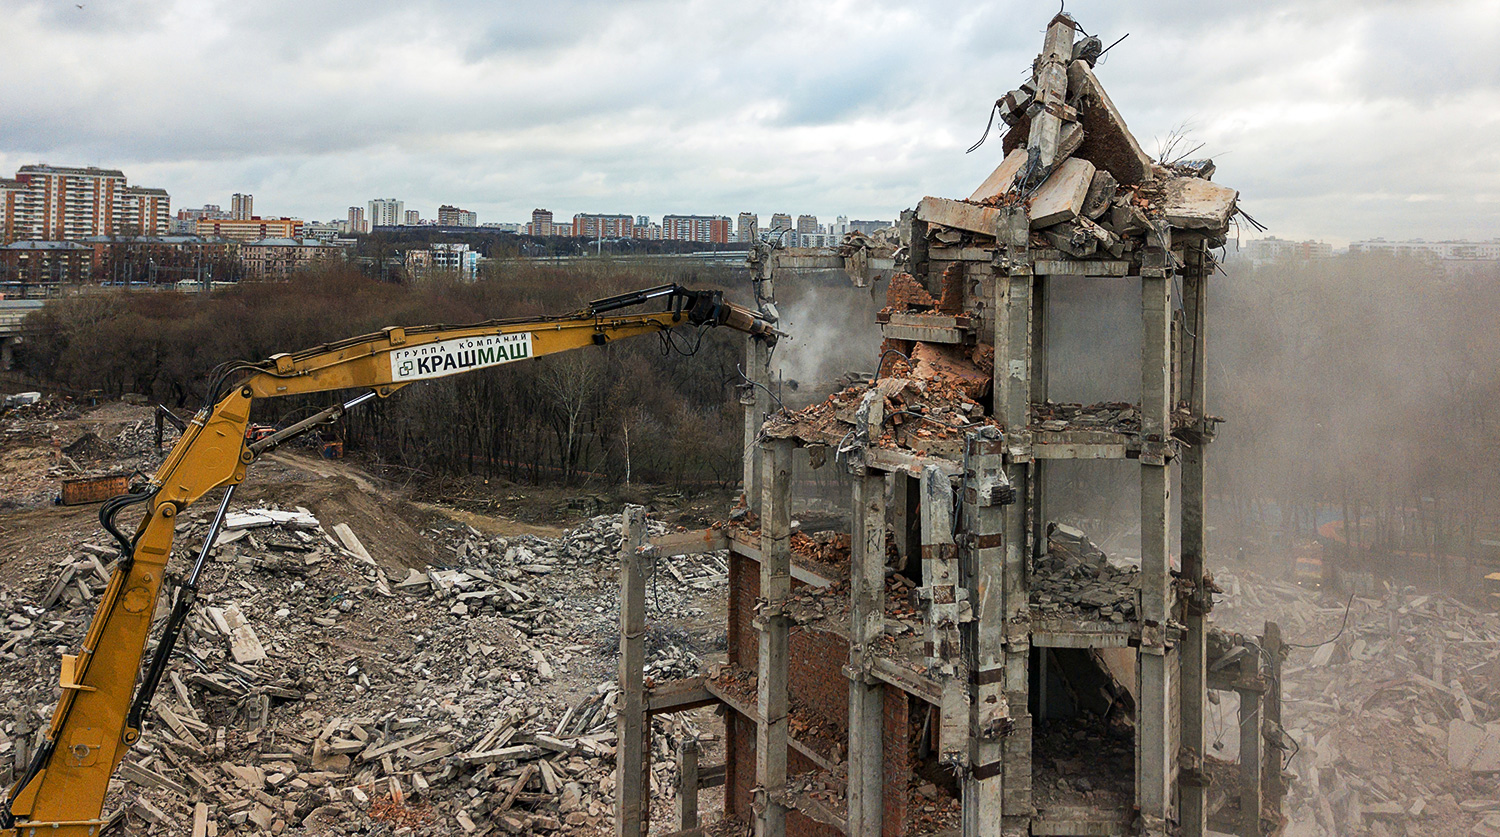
xmin=2 ymin=283 xmax=775 ymax=835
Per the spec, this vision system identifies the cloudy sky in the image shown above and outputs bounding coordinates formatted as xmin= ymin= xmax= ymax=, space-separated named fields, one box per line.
xmin=3 ymin=0 xmax=1496 ymax=246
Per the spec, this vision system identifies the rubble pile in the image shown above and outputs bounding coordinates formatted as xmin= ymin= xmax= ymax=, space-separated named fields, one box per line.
xmin=1032 ymin=524 xmax=1139 ymax=622
xmin=1213 ymin=571 xmax=1500 ymax=837
xmin=1032 ymin=400 xmax=1199 ymax=439
xmin=420 ymin=514 xmax=728 ymax=629
xmin=0 ymin=398 xmax=171 ymax=509
xmin=763 ymin=361 xmax=1001 ymax=458
xmin=0 ymin=507 xmax=728 ymax=836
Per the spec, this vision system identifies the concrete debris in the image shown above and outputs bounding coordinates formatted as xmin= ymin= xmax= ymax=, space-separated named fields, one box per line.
xmin=1213 ymin=570 xmax=1500 ymax=836
xmin=1 ymin=508 xmax=728 ymax=835
xmin=1033 ymin=525 xmax=1140 ymax=622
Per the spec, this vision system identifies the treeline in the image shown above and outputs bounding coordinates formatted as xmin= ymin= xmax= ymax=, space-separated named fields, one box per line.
xmin=1210 ymin=255 xmax=1500 ymax=560
xmin=16 ymin=262 xmax=754 ymax=488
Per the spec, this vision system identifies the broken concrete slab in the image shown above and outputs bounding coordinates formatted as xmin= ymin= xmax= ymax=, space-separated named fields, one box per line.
xmin=969 ymin=148 xmax=1029 ymax=203
xmin=1161 ymin=176 xmax=1239 ymax=231
xmin=1447 ymin=719 xmax=1500 ymax=772
xmin=916 ymin=196 xmax=1005 ymax=239
xmin=1066 ymin=61 xmax=1154 ymax=185
xmin=1029 ymin=157 xmax=1096 ymax=228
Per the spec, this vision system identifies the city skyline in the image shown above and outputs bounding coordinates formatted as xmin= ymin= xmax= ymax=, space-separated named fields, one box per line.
xmin=5 ymin=2 xmax=1498 ymax=248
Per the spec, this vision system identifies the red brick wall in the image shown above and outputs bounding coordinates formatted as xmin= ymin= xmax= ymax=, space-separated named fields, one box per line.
xmin=882 ymin=688 xmax=910 ymax=836
xmin=789 ymin=626 xmax=850 ymax=736
xmin=728 ymin=551 xmax=757 ymax=668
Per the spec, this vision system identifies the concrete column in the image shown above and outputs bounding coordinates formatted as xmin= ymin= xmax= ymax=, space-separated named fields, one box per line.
xmin=1238 ymin=648 xmax=1263 ymax=837
xmin=755 ymin=440 xmax=793 ymax=837
xmin=1030 ymin=274 xmax=1050 ymax=560
xmin=616 ymin=505 xmax=649 ymax=837
xmin=847 ymin=466 xmax=887 ymax=836
xmin=742 ymin=335 xmax=771 ymax=514
xmin=1026 ymin=16 xmax=1077 ymax=173
xmin=678 ymin=738 xmax=700 ymax=831
xmin=1179 ymin=243 xmax=1210 ymax=837
xmin=1138 ymin=233 xmax=1174 ymax=835
xmin=961 ymin=430 xmax=1009 ymax=836
xmin=1263 ymin=622 xmax=1284 ymax=809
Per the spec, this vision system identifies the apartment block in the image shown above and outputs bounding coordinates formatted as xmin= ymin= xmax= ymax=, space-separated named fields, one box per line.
xmin=737 ymin=212 xmax=759 ymax=243
xmin=527 ymin=208 xmax=555 ymax=236
xmin=404 ymin=209 xmax=421 ymax=226
xmin=0 ymin=180 xmax=24 ymax=244
xmin=369 ymin=198 xmax=405 ymax=228
xmin=195 ymin=217 xmax=304 ymax=242
xmin=405 ymin=242 xmax=479 ymax=281
xmin=239 ymin=238 xmax=342 ymax=279
xmin=231 ymin=193 xmax=253 ymax=221
xmin=662 ymin=214 xmax=730 ymax=244
xmin=7 ymin=164 xmax=172 ymax=240
xmin=438 ymin=205 xmax=478 ymax=227
xmin=347 ymin=207 xmax=368 ymax=235
xmin=571 ymin=214 xmax=634 ymax=238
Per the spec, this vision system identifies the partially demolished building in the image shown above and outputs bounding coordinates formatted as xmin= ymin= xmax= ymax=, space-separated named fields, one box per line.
xmin=616 ymin=13 xmax=1287 ymax=837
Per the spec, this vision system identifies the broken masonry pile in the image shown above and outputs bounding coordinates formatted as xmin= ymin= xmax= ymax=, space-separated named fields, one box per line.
xmin=1213 ymin=570 xmax=1500 ymax=836
xmin=0 ymin=508 xmax=728 ymax=835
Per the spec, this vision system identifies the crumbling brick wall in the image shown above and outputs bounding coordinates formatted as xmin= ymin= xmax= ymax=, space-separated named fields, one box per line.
xmin=724 ymin=552 xmax=916 ymax=835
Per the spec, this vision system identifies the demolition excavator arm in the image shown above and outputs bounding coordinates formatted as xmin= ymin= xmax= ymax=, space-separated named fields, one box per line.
xmin=2 ymin=284 xmax=776 ymax=836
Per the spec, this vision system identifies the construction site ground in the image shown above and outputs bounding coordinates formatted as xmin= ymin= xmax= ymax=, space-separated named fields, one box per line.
xmin=3 ymin=399 xmax=1499 ymax=836
xmin=0 ymin=399 xmax=740 ymax=836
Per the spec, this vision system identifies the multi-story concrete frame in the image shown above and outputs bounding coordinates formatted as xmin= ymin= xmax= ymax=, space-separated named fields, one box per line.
xmin=614 ymin=14 xmax=1285 ymax=837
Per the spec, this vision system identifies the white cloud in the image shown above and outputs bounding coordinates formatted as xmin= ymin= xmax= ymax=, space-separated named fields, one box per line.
xmin=1 ymin=0 xmax=1496 ymax=243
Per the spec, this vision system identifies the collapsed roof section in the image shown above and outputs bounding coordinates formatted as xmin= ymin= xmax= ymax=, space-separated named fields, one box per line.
xmin=924 ymin=12 xmax=1239 ymax=255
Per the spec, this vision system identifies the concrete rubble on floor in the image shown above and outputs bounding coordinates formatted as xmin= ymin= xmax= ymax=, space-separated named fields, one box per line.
xmin=0 ymin=508 xmax=730 ymax=835
xmin=1212 ymin=570 xmax=1500 ymax=836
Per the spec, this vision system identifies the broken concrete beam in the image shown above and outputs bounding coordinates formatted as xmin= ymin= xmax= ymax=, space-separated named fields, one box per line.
xmin=1161 ymin=176 xmax=1239 ymax=230
xmin=916 ymin=196 xmax=1005 ymax=239
xmin=1066 ymin=61 xmax=1154 ymax=185
xmin=331 ymin=523 xmax=378 ymax=567
xmin=968 ymin=148 xmax=1029 ymax=203
xmin=1029 ymin=157 xmax=1096 ymax=228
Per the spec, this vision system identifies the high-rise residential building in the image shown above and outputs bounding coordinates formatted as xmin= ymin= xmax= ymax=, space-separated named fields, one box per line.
xmin=231 ymin=193 xmax=253 ymax=221
xmin=768 ymin=213 xmax=793 ymax=239
xmin=437 ymin=205 xmax=477 ymax=227
xmin=368 ymin=199 xmax=404 ymax=228
xmin=662 ymin=215 xmax=730 ymax=244
xmin=118 ymin=187 xmax=171 ymax=236
xmin=736 ymin=212 xmax=758 ymax=243
xmin=347 ymin=207 xmax=368 ymax=235
xmin=795 ymin=214 xmax=818 ymax=236
xmin=633 ymin=222 xmax=662 ymax=241
xmin=0 ymin=179 xmax=26 ymax=244
xmin=635 ymin=215 xmax=650 ymax=228
xmin=195 ymin=217 xmax=304 ymax=242
xmin=847 ymin=219 xmax=891 ymax=236
xmin=403 ymin=209 xmax=421 ymax=226
xmin=571 ymin=214 xmax=634 ymax=238
xmin=528 ymin=208 xmax=555 ymax=236
xmin=6 ymin=164 xmax=171 ymax=240
xmin=834 ymin=215 xmax=849 ymax=237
